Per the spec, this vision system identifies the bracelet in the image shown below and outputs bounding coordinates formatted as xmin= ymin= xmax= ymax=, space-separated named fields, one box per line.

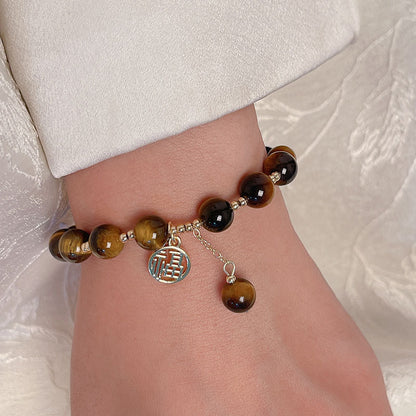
xmin=49 ymin=145 xmax=297 ymax=313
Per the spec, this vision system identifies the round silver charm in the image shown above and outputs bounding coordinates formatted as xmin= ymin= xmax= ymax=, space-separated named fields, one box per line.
xmin=148 ymin=245 xmax=191 ymax=283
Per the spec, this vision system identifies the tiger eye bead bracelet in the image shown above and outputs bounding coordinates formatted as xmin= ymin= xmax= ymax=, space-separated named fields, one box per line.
xmin=49 ymin=145 xmax=297 ymax=313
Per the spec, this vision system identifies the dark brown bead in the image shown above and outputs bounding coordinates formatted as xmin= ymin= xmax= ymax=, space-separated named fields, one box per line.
xmin=199 ymin=198 xmax=234 ymax=232
xmin=239 ymin=172 xmax=274 ymax=208
xmin=58 ymin=229 xmax=91 ymax=263
xmin=49 ymin=228 xmax=67 ymax=261
xmin=267 ymin=145 xmax=296 ymax=159
xmin=89 ymin=224 xmax=124 ymax=259
xmin=263 ymin=151 xmax=297 ymax=185
xmin=222 ymin=278 xmax=256 ymax=312
xmin=134 ymin=215 xmax=168 ymax=250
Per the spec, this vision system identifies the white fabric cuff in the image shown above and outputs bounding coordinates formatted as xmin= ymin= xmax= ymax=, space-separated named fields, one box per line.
xmin=0 ymin=0 xmax=359 ymax=178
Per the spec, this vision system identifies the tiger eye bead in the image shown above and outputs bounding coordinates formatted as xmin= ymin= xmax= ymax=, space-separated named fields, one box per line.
xmin=49 ymin=228 xmax=67 ymax=261
xmin=263 ymin=150 xmax=297 ymax=185
xmin=267 ymin=145 xmax=296 ymax=159
xmin=199 ymin=198 xmax=234 ymax=232
xmin=58 ymin=229 xmax=91 ymax=263
xmin=89 ymin=224 xmax=124 ymax=259
xmin=222 ymin=278 xmax=256 ymax=312
xmin=134 ymin=216 xmax=168 ymax=250
xmin=239 ymin=172 xmax=274 ymax=208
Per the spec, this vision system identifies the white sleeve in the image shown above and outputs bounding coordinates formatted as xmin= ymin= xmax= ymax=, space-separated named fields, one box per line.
xmin=0 ymin=0 xmax=359 ymax=178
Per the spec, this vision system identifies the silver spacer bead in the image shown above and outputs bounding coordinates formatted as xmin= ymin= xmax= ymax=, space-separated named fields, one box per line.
xmin=81 ymin=241 xmax=91 ymax=253
xmin=230 ymin=200 xmax=239 ymax=210
xmin=238 ymin=196 xmax=247 ymax=206
xmin=192 ymin=219 xmax=202 ymax=229
xmin=119 ymin=233 xmax=128 ymax=243
xmin=127 ymin=230 xmax=135 ymax=240
xmin=185 ymin=222 xmax=193 ymax=232
xmin=270 ymin=171 xmax=282 ymax=184
xmin=226 ymin=275 xmax=237 ymax=284
xmin=177 ymin=224 xmax=186 ymax=233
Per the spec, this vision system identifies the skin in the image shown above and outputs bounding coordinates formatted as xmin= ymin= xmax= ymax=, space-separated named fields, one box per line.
xmin=65 ymin=105 xmax=393 ymax=415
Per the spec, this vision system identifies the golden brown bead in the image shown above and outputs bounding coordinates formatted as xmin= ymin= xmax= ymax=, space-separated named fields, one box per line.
xmin=58 ymin=229 xmax=91 ymax=263
xmin=199 ymin=198 xmax=234 ymax=232
xmin=267 ymin=145 xmax=296 ymax=159
xmin=81 ymin=241 xmax=91 ymax=253
xmin=134 ymin=215 xmax=168 ymax=250
xmin=89 ymin=224 xmax=124 ymax=259
xmin=222 ymin=278 xmax=256 ymax=312
xmin=263 ymin=150 xmax=298 ymax=185
xmin=49 ymin=228 xmax=67 ymax=262
xmin=239 ymin=172 xmax=274 ymax=208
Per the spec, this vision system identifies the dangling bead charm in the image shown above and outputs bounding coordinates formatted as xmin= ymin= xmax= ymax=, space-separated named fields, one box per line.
xmin=221 ymin=261 xmax=256 ymax=313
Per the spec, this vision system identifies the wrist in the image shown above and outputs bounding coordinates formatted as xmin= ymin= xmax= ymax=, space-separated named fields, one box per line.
xmin=61 ymin=103 xmax=296 ymax=315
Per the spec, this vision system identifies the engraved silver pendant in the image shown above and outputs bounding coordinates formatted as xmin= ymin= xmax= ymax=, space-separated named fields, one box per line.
xmin=148 ymin=235 xmax=191 ymax=283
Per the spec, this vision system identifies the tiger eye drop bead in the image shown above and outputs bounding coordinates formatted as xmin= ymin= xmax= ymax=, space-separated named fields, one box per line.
xmin=134 ymin=216 xmax=168 ymax=250
xmin=222 ymin=278 xmax=256 ymax=313
xmin=89 ymin=224 xmax=124 ymax=259
xmin=49 ymin=228 xmax=67 ymax=261
xmin=239 ymin=172 xmax=274 ymax=208
xmin=267 ymin=145 xmax=296 ymax=159
xmin=199 ymin=198 xmax=234 ymax=232
xmin=263 ymin=151 xmax=298 ymax=185
xmin=58 ymin=229 xmax=91 ymax=263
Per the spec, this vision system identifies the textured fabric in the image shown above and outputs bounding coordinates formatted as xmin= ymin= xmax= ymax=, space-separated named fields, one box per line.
xmin=255 ymin=0 xmax=416 ymax=413
xmin=0 ymin=0 xmax=358 ymax=177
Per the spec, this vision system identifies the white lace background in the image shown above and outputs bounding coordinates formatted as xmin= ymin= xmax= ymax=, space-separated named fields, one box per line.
xmin=0 ymin=0 xmax=415 ymax=414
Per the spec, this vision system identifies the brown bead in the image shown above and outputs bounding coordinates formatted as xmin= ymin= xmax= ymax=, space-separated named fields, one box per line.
xmin=199 ymin=198 xmax=234 ymax=232
xmin=222 ymin=278 xmax=256 ymax=312
xmin=58 ymin=228 xmax=91 ymax=263
xmin=263 ymin=151 xmax=298 ymax=185
xmin=89 ymin=224 xmax=124 ymax=259
xmin=267 ymin=145 xmax=296 ymax=159
xmin=239 ymin=172 xmax=274 ymax=208
xmin=49 ymin=228 xmax=67 ymax=261
xmin=134 ymin=215 xmax=168 ymax=250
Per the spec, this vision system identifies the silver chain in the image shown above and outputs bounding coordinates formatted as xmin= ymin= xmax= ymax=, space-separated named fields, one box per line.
xmin=192 ymin=228 xmax=237 ymax=284
xmin=192 ymin=228 xmax=228 ymax=264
